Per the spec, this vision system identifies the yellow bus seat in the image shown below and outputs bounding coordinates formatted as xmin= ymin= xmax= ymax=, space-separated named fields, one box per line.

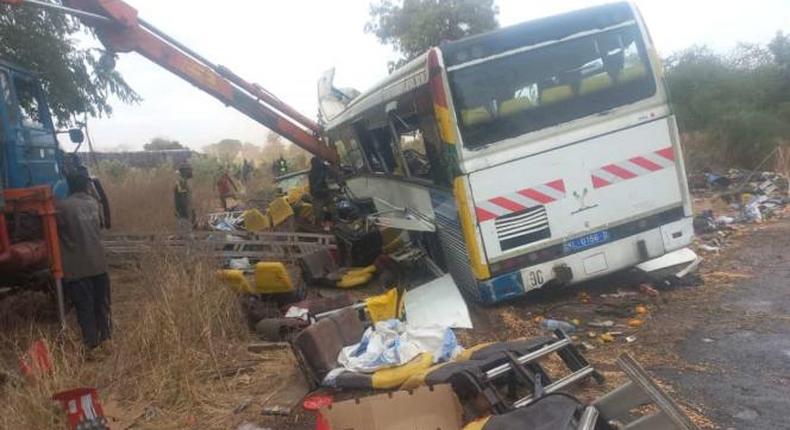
xmin=218 ymin=269 xmax=252 ymax=294
xmin=461 ymin=106 xmax=492 ymax=126
xmin=500 ymin=97 xmax=535 ymax=116
xmin=579 ymin=72 xmax=613 ymax=95
xmin=540 ymin=84 xmax=573 ymax=104
xmin=243 ymin=208 xmax=270 ymax=231
xmin=619 ymin=64 xmax=647 ymax=82
xmin=253 ymin=262 xmax=295 ymax=294
xmin=371 ymin=352 xmax=434 ymax=389
xmin=268 ymin=196 xmax=294 ymax=226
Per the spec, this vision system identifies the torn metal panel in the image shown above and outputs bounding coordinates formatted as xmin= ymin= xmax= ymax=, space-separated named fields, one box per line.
xmin=636 ymin=247 xmax=701 ymax=280
xmin=404 ymin=274 xmax=473 ymax=329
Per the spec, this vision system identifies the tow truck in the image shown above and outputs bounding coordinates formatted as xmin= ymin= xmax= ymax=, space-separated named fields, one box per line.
xmin=0 ymin=0 xmax=340 ymax=324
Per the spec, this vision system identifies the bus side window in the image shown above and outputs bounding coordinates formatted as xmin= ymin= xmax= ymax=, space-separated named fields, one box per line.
xmin=356 ymin=125 xmax=386 ymax=174
xmin=371 ymin=127 xmax=399 ymax=174
xmin=335 ymin=134 xmax=365 ymax=172
xmin=391 ymin=113 xmax=439 ymax=182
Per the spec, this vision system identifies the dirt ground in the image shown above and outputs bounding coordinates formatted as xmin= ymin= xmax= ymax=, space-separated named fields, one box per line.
xmin=655 ymin=219 xmax=790 ymax=429
xmin=2 ymin=204 xmax=787 ymax=429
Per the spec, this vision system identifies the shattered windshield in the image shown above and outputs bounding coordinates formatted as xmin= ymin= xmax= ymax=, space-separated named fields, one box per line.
xmin=448 ymin=24 xmax=656 ymax=148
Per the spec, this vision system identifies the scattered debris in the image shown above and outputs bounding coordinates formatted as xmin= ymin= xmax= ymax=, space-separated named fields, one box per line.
xmin=539 ymin=318 xmax=576 ymax=333
xmin=260 ymin=366 xmax=311 ymax=417
xmin=234 ymin=398 xmax=253 ymax=414
xmin=625 ymin=335 xmax=637 ymax=343
xmin=581 ymin=341 xmax=596 ymax=351
xmin=18 ymin=339 xmax=52 ymax=378
xmin=628 ymin=319 xmax=644 ymax=328
xmin=247 ymin=342 xmax=289 ymax=354
xmin=599 ymin=333 xmax=615 ymax=343
xmin=237 ymin=423 xmax=272 ymax=430
xmin=52 ymin=388 xmax=109 ymax=430
xmin=587 ymin=320 xmax=614 ymax=328
xmin=600 ymin=290 xmax=639 ymax=299
xmin=639 ymin=283 xmax=660 ymax=298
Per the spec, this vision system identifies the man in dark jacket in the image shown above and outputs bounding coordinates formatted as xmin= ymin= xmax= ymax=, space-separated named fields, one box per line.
xmin=57 ymin=167 xmax=111 ymax=350
xmin=174 ymin=162 xmax=195 ymax=233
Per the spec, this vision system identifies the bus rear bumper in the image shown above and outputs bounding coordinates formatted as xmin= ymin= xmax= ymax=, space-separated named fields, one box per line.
xmin=477 ymin=217 xmax=694 ymax=304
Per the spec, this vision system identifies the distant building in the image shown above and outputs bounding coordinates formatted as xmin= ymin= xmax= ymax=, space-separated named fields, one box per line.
xmin=77 ymin=149 xmax=198 ymax=168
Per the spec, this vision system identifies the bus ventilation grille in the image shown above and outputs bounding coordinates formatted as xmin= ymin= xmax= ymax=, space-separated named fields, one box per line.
xmin=495 ymin=205 xmax=551 ymax=251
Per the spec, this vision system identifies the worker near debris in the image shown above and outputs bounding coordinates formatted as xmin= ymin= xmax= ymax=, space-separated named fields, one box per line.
xmin=56 ymin=166 xmax=111 ymax=351
xmin=216 ymin=168 xmax=239 ymax=211
xmin=174 ymin=161 xmax=195 ymax=232
xmin=309 ymin=156 xmax=332 ymax=229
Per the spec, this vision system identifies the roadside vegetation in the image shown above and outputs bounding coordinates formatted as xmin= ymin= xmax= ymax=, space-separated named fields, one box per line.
xmin=667 ymin=32 xmax=790 ymax=170
xmin=0 ymin=252 xmax=256 ymax=429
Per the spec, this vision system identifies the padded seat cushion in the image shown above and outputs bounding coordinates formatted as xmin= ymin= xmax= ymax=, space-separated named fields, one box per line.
xmin=292 ymin=308 xmax=364 ymax=381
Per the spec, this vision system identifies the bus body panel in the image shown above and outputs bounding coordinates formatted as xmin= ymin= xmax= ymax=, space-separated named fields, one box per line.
xmin=467 ymin=114 xmax=685 ymax=263
xmin=478 ymin=216 xmax=693 ymax=303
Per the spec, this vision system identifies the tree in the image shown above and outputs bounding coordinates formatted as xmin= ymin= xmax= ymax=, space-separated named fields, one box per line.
xmin=0 ymin=1 xmax=140 ymax=126
xmin=203 ymin=138 xmax=243 ymax=164
xmin=366 ymin=0 xmax=499 ymax=67
xmin=666 ymin=37 xmax=790 ymax=169
xmin=144 ymin=137 xmax=184 ymax=151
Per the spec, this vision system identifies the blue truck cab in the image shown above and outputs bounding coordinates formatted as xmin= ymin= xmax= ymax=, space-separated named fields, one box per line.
xmin=0 ymin=59 xmax=69 ymax=199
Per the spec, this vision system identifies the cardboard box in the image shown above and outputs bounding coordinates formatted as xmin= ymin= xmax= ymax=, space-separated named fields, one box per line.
xmin=319 ymin=384 xmax=463 ymax=430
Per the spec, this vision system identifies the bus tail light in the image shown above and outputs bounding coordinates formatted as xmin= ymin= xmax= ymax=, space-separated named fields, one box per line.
xmin=427 ymin=48 xmax=458 ymax=145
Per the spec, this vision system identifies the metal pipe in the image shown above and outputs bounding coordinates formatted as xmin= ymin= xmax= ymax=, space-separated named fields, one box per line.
xmin=579 ymin=406 xmax=600 ymax=430
xmin=485 ymin=338 xmax=571 ymax=379
xmin=55 ymin=278 xmax=66 ymax=328
xmin=16 ymin=0 xmax=111 ymax=23
xmin=512 ymin=366 xmax=595 ymax=408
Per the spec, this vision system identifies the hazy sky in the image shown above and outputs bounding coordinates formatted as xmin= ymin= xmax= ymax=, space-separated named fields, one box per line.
xmin=73 ymin=0 xmax=789 ymax=152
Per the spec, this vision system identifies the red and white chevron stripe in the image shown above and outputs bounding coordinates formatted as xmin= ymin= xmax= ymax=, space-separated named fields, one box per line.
xmin=591 ymin=147 xmax=675 ymax=189
xmin=475 ymin=179 xmax=566 ymax=222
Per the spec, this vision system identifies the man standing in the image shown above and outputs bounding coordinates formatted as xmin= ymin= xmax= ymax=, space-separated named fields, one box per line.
xmin=216 ymin=168 xmax=239 ymax=211
xmin=57 ymin=166 xmax=111 ymax=351
xmin=174 ymin=162 xmax=195 ymax=233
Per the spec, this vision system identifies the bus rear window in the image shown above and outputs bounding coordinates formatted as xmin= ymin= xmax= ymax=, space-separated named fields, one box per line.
xmin=448 ymin=25 xmax=656 ymax=148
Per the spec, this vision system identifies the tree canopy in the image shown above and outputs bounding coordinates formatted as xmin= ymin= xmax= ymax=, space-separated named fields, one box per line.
xmin=144 ymin=137 xmax=184 ymax=151
xmin=0 ymin=1 xmax=140 ymax=126
xmin=666 ymin=31 xmax=790 ymax=168
xmin=366 ymin=0 xmax=499 ymax=67
xmin=203 ymin=139 xmax=244 ymax=164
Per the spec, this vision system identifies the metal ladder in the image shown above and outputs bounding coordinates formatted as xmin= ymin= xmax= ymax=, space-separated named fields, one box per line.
xmin=102 ymin=231 xmax=336 ymax=263
xmin=578 ymin=353 xmax=698 ymax=430
xmin=454 ymin=330 xmax=605 ymax=414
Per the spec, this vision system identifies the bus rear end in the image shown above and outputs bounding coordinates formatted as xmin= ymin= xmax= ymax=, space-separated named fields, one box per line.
xmin=439 ymin=2 xmax=693 ymax=303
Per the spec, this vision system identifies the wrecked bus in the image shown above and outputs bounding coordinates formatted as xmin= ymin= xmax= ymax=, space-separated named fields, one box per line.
xmin=323 ymin=2 xmax=693 ymax=304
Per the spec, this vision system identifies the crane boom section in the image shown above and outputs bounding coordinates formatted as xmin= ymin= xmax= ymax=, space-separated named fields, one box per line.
xmin=6 ymin=0 xmax=338 ymax=163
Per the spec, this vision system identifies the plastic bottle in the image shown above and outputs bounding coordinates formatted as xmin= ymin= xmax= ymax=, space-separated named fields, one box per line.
xmin=540 ymin=319 xmax=576 ymax=333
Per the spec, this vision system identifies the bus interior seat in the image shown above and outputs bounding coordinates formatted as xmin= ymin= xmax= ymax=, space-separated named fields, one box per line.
xmin=461 ymin=106 xmax=492 ymax=126
xmin=499 ymin=97 xmax=535 ymax=117
xmin=618 ymin=64 xmax=647 ymax=83
xmin=539 ymin=84 xmax=573 ymax=105
xmin=579 ymin=72 xmax=613 ymax=96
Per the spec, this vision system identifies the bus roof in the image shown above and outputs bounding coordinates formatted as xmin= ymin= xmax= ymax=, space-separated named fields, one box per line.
xmin=441 ymin=2 xmax=635 ymax=68
xmin=324 ymin=51 xmax=428 ymax=131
